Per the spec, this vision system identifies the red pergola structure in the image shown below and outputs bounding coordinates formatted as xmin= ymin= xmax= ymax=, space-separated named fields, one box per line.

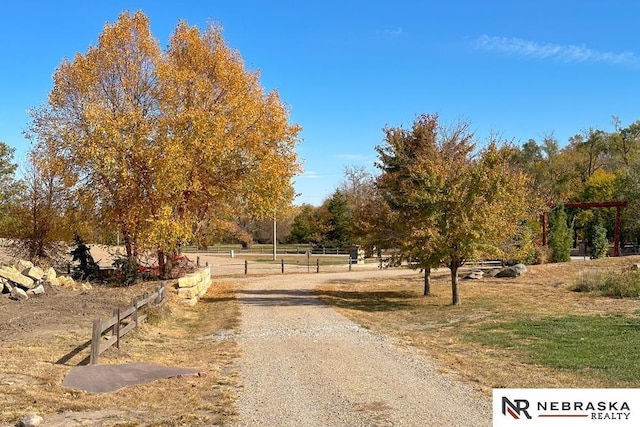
xmin=541 ymin=201 xmax=628 ymax=257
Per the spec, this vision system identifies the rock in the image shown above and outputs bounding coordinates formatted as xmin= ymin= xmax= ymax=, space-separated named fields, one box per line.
xmin=484 ymin=268 xmax=502 ymax=277
xmin=496 ymin=264 xmax=527 ymax=278
xmin=0 ymin=267 xmax=35 ymax=289
xmin=513 ymin=263 xmax=528 ymax=275
xmin=10 ymin=286 xmax=28 ymax=300
xmin=22 ymin=266 xmax=44 ymax=281
xmin=463 ymin=269 xmax=483 ymax=280
xmin=19 ymin=413 xmax=43 ymax=427
xmin=57 ymin=276 xmax=75 ymax=287
xmin=629 ymin=263 xmax=640 ymax=272
xmin=45 ymin=267 xmax=59 ymax=286
xmin=27 ymin=284 xmax=45 ymax=295
xmin=14 ymin=260 xmax=34 ymax=272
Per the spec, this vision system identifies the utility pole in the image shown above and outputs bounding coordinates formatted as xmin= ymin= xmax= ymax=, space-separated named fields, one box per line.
xmin=273 ymin=215 xmax=277 ymax=261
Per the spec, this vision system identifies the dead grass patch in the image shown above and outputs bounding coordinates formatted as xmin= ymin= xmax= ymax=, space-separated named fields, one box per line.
xmin=0 ymin=281 xmax=241 ymax=426
xmin=316 ymin=256 xmax=640 ymax=395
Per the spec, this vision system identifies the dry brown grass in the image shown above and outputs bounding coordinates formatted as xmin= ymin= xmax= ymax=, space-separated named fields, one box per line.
xmin=0 ymin=282 xmax=241 ymax=426
xmin=316 ymin=256 xmax=640 ymax=395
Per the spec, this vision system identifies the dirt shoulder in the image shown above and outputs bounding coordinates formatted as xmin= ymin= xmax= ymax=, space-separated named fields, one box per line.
xmin=0 ymin=276 xmax=240 ymax=427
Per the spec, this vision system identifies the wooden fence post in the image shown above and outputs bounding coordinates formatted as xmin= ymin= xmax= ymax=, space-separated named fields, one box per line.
xmin=90 ymin=318 xmax=101 ymax=365
xmin=245 ymin=260 xmax=248 ymax=274
xmin=316 ymin=258 xmax=320 ymax=273
xmin=144 ymin=292 xmax=149 ymax=317
xmin=113 ymin=308 xmax=121 ymax=349
xmin=281 ymin=259 xmax=284 ymax=273
xmin=132 ymin=297 xmax=138 ymax=329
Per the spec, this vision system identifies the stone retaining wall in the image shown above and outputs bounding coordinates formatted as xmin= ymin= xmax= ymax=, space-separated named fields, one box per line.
xmin=176 ymin=267 xmax=212 ymax=306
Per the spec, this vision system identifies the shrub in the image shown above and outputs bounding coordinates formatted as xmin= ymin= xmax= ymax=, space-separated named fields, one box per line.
xmin=113 ymin=255 xmax=140 ymax=286
xmin=534 ymin=245 xmax=552 ymax=265
xmin=571 ymin=270 xmax=640 ymax=298
xmin=590 ymin=223 xmax=609 ymax=259
xmin=548 ymin=204 xmax=572 ymax=263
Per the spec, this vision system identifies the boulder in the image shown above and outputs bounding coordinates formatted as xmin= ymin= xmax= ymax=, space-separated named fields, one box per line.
xmin=45 ymin=267 xmax=59 ymax=286
xmin=27 ymin=284 xmax=45 ymax=295
xmin=10 ymin=286 xmax=28 ymax=300
xmin=484 ymin=268 xmax=502 ymax=277
xmin=513 ymin=263 xmax=528 ymax=275
xmin=19 ymin=413 xmax=43 ymax=427
xmin=496 ymin=264 xmax=527 ymax=278
xmin=14 ymin=260 xmax=34 ymax=272
xmin=0 ymin=267 xmax=35 ymax=289
xmin=22 ymin=266 xmax=44 ymax=281
xmin=57 ymin=276 xmax=76 ymax=287
xmin=463 ymin=269 xmax=483 ymax=280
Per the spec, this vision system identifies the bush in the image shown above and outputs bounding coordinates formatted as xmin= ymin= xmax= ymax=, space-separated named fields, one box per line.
xmin=548 ymin=205 xmax=572 ymax=263
xmin=590 ymin=223 xmax=609 ymax=259
xmin=534 ymin=245 xmax=552 ymax=265
xmin=113 ymin=255 xmax=140 ymax=286
xmin=571 ymin=270 xmax=640 ymax=298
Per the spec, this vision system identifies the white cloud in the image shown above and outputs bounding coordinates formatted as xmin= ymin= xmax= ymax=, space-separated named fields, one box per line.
xmin=475 ymin=35 xmax=640 ymax=68
xmin=384 ymin=27 xmax=404 ymax=37
xmin=300 ymin=171 xmax=322 ymax=179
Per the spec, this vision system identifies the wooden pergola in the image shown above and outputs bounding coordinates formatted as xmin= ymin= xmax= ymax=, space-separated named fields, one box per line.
xmin=542 ymin=201 xmax=628 ymax=257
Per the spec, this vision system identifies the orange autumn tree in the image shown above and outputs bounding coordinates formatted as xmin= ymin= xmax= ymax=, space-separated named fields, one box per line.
xmin=28 ymin=11 xmax=301 ymax=278
xmin=376 ymin=114 xmax=532 ymax=305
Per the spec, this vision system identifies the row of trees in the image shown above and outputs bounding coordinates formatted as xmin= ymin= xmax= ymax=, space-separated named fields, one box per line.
xmin=283 ymin=114 xmax=640 ymax=305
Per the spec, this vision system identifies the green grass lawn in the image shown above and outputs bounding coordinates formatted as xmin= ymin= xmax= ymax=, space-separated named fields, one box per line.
xmin=467 ymin=314 xmax=640 ymax=384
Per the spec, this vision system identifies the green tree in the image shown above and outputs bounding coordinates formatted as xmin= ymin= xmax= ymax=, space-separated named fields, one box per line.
xmin=590 ymin=222 xmax=609 ymax=259
xmin=288 ymin=204 xmax=329 ymax=245
xmin=548 ymin=204 xmax=573 ymax=263
xmin=324 ymin=190 xmax=352 ymax=248
xmin=376 ymin=114 xmax=533 ymax=305
xmin=610 ymin=116 xmax=640 ymax=167
xmin=567 ymin=129 xmax=608 ymax=184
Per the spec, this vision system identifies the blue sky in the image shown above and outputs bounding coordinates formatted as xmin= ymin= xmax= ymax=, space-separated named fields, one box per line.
xmin=1 ymin=1 xmax=639 ymax=205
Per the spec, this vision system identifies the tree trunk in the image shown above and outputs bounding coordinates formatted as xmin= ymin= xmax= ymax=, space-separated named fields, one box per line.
xmin=449 ymin=259 xmax=461 ymax=305
xmin=124 ymin=230 xmax=133 ymax=258
xmin=157 ymin=250 xmax=166 ymax=279
xmin=423 ymin=267 xmax=431 ymax=296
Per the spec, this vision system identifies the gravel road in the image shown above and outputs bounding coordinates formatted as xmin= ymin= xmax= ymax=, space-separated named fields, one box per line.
xmin=231 ymin=269 xmax=492 ymax=427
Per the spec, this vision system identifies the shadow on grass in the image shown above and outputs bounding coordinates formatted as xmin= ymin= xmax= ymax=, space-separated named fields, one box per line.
xmin=199 ymin=296 xmax=236 ymax=304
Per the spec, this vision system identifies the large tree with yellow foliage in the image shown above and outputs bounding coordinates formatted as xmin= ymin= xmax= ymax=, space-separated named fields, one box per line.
xmin=28 ymin=11 xmax=301 ymax=277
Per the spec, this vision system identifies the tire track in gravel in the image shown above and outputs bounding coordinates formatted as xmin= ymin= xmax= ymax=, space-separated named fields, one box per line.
xmin=231 ymin=269 xmax=492 ymax=427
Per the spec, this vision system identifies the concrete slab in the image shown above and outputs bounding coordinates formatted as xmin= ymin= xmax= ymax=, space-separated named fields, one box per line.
xmin=62 ymin=362 xmax=203 ymax=393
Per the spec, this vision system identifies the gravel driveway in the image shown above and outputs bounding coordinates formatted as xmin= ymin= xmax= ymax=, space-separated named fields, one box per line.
xmin=231 ymin=269 xmax=492 ymax=426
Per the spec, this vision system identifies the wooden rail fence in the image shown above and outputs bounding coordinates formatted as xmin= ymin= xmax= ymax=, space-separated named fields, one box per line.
xmin=89 ymin=282 xmax=168 ymax=365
